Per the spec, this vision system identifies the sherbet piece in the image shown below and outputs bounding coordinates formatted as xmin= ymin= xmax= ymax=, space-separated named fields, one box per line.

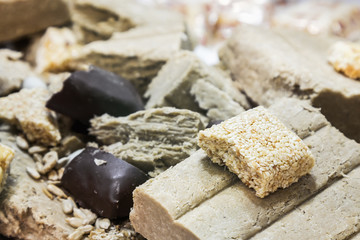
xmin=46 ymin=66 xmax=144 ymax=125
xmin=198 ymin=106 xmax=315 ymax=198
xmin=61 ymin=147 xmax=148 ymax=219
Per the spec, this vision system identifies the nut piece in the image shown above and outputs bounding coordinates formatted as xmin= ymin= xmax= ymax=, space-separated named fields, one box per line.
xmin=26 ymin=167 xmax=41 ymax=180
xmin=328 ymin=41 xmax=360 ymax=79
xmin=198 ymin=106 xmax=315 ymax=198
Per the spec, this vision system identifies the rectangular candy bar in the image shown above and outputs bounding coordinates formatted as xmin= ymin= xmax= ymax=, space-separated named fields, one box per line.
xmin=220 ymin=25 xmax=360 ymax=142
xmin=130 ymin=98 xmax=360 ymax=240
xmin=252 ymin=166 xmax=360 ymax=240
xmin=198 ymin=106 xmax=315 ymax=198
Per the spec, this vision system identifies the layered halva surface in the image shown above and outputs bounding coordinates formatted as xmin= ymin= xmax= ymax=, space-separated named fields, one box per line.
xmin=0 ymin=0 xmax=360 ymax=239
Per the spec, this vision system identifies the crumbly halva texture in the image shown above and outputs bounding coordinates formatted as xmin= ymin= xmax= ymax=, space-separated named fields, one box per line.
xmin=71 ymin=0 xmax=184 ymax=43
xmin=0 ymin=88 xmax=61 ymax=146
xmin=145 ymin=50 xmax=249 ymax=120
xmin=0 ymin=130 xmax=74 ymax=239
xmin=198 ymin=106 xmax=315 ymax=198
xmin=328 ymin=41 xmax=360 ymax=79
xmin=219 ymin=25 xmax=360 ymax=142
xmin=0 ymin=0 xmax=69 ymax=42
xmin=70 ymin=26 xmax=184 ymax=94
xmin=130 ymin=98 xmax=360 ymax=240
xmin=252 ymin=166 xmax=360 ymax=240
xmin=90 ymin=107 xmax=206 ymax=172
xmin=0 ymin=49 xmax=33 ymax=96
xmin=0 ymin=143 xmax=14 ymax=193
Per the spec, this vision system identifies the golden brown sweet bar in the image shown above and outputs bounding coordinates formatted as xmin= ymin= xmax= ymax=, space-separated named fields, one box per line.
xmin=0 ymin=89 xmax=61 ymax=146
xmin=198 ymin=106 xmax=315 ymax=198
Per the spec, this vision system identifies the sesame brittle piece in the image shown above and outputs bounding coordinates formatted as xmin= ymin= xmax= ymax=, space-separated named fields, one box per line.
xmin=328 ymin=41 xmax=360 ymax=79
xmin=0 ymin=88 xmax=61 ymax=146
xmin=0 ymin=143 xmax=14 ymax=193
xmin=198 ymin=106 xmax=315 ymax=198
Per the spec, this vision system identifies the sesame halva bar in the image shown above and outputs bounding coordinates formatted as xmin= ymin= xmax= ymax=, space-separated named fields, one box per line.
xmin=130 ymin=98 xmax=360 ymax=240
xmin=251 ymin=166 xmax=360 ymax=240
xmin=145 ymin=50 xmax=249 ymax=120
xmin=90 ymin=107 xmax=206 ymax=172
xmin=0 ymin=88 xmax=61 ymax=146
xmin=70 ymin=26 xmax=185 ymax=95
xmin=71 ymin=0 xmax=185 ymax=43
xmin=219 ymin=24 xmax=360 ymax=142
xmin=198 ymin=106 xmax=315 ymax=198
xmin=0 ymin=0 xmax=69 ymax=42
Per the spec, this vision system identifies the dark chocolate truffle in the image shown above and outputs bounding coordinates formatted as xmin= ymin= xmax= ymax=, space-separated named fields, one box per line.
xmin=61 ymin=147 xmax=148 ymax=219
xmin=46 ymin=66 xmax=144 ymax=125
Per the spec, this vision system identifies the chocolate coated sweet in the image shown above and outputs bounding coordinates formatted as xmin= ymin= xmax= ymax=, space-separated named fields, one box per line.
xmin=46 ymin=66 xmax=144 ymax=125
xmin=61 ymin=147 xmax=148 ymax=219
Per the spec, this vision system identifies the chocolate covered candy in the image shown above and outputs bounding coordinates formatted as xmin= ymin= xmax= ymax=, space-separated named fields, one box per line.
xmin=61 ymin=147 xmax=148 ymax=219
xmin=46 ymin=66 xmax=144 ymax=125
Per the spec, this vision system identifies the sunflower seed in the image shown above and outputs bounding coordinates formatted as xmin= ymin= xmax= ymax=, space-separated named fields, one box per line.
xmin=95 ymin=218 xmax=110 ymax=230
xmin=26 ymin=167 xmax=41 ymax=180
xmin=28 ymin=145 xmax=47 ymax=154
xmin=62 ymin=198 xmax=74 ymax=214
xmin=66 ymin=217 xmax=85 ymax=228
xmin=37 ymin=151 xmax=58 ymax=174
xmin=16 ymin=136 xmax=29 ymax=150
xmin=68 ymin=225 xmax=94 ymax=240
xmin=42 ymin=187 xmax=54 ymax=200
xmin=47 ymin=184 xmax=67 ymax=198
xmin=47 ymin=170 xmax=58 ymax=181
